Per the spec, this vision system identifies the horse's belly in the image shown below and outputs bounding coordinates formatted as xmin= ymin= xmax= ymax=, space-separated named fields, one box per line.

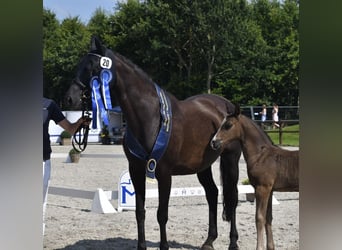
xmin=171 ymin=164 xmax=208 ymax=175
xmin=170 ymin=153 xmax=220 ymax=175
xmin=171 ymin=167 xmax=199 ymax=175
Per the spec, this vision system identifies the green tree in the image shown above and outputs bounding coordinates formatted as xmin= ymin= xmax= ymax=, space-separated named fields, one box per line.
xmin=208 ymin=0 xmax=269 ymax=105
xmin=109 ymin=0 xmax=150 ymax=64
xmin=147 ymin=0 xmax=206 ymax=98
xmin=43 ymin=8 xmax=61 ymax=102
xmin=250 ymin=0 xmax=299 ymax=105
xmin=87 ymin=8 xmax=115 ymax=47
xmin=43 ymin=0 xmax=299 ymax=108
xmin=109 ymin=0 xmax=178 ymax=91
xmin=43 ymin=9 xmax=91 ymax=107
xmin=55 ymin=17 xmax=90 ymax=107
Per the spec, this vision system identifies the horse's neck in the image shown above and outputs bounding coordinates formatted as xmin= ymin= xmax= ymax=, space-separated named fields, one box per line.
xmin=240 ymin=116 xmax=273 ymax=164
xmin=113 ymin=55 xmax=160 ymax=148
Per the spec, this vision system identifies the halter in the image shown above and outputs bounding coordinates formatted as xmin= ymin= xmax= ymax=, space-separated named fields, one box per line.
xmin=72 ymin=51 xmax=114 ymax=151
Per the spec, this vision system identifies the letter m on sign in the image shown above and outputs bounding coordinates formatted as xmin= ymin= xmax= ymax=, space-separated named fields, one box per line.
xmin=121 ymin=186 xmax=135 ymax=204
xmin=118 ymin=170 xmax=136 ymax=211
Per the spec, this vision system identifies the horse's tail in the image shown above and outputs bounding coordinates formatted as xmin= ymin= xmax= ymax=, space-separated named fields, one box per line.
xmin=220 ymin=145 xmax=241 ymax=222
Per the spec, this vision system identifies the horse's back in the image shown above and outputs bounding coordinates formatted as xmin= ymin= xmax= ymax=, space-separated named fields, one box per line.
xmin=171 ymin=94 xmax=234 ymax=133
xmin=164 ymin=93 xmax=237 ymax=174
xmin=184 ymin=93 xmax=232 ymax=109
xmin=264 ymin=146 xmax=299 ymax=191
xmin=175 ymin=94 xmax=232 ymax=120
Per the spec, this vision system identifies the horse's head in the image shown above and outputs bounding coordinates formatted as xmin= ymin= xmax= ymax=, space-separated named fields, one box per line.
xmin=211 ymin=104 xmax=241 ymax=150
xmin=64 ymin=35 xmax=114 ymax=110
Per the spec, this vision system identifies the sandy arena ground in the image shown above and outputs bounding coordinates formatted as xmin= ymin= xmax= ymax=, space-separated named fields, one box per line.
xmin=43 ymin=144 xmax=299 ymax=250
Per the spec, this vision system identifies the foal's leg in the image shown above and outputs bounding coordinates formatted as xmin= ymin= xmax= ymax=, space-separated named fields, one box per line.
xmin=157 ymin=172 xmax=172 ymax=250
xmin=265 ymin=191 xmax=274 ymax=250
xmin=255 ymin=185 xmax=272 ymax=250
xmin=129 ymin=164 xmax=147 ymax=250
xmin=197 ymin=167 xmax=218 ymax=250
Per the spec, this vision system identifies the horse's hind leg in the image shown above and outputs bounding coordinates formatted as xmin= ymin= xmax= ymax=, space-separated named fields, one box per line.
xmin=197 ymin=167 xmax=218 ymax=250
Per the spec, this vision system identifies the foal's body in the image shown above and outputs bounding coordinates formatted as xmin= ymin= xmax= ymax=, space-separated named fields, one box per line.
xmin=211 ymin=108 xmax=299 ymax=250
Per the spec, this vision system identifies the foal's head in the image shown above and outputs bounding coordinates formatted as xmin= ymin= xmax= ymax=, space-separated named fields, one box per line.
xmin=211 ymin=105 xmax=242 ymax=150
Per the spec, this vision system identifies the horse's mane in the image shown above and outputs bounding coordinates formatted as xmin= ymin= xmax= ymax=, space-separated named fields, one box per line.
xmin=109 ymin=50 xmax=181 ymax=104
xmin=241 ymin=114 xmax=277 ymax=146
xmin=112 ymin=51 xmax=155 ymax=87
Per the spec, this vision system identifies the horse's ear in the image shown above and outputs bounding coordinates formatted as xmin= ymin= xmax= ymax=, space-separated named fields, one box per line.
xmin=90 ymin=35 xmax=102 ymax=52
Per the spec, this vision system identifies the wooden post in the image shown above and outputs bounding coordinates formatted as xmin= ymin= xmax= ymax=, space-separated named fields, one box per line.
xmin=279 ymin=124 xmax=283 ymax=145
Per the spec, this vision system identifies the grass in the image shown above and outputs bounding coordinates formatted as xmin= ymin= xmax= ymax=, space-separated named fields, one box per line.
xmin=267 ymin=124 xmax=299 ymax=146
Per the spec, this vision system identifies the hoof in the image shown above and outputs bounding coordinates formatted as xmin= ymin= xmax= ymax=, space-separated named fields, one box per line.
xmin=228 ymin=245 xmax=239 ymax=250
xmin=137 ymin=245 xmax=146 ymax=250
xmin=201 ymin=244 xmax=215 ymax=250
xmin=159 ymin=243 xmax=169 ymax=250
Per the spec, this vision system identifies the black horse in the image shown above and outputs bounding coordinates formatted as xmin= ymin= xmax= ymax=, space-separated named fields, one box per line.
xmin=65 ymin=36 xmax=242 ymax=250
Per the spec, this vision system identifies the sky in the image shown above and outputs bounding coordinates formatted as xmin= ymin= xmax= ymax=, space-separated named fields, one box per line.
xmin=43 ymin=0 xmax=121 ymax=23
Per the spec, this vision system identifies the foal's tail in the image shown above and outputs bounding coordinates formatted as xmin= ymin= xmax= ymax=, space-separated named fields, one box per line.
xmin=220 ymin=145 xmax=241 ymax=222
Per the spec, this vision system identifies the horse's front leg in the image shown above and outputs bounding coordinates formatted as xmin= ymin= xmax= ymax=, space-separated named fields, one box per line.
xmin=228 ymin=204 xmax=238 ymax=250
xmin=129 ymin=164 xmax=147 ymax=250
xmin=255 ymin=185 xmax=272 ymax=250
xmin=197 ymin=167 xmax=218 ymax=250
xmin=220 ymin=150 xmax=240 ymax=250
xmin=157 ymin=171 xmax=172 ymax=250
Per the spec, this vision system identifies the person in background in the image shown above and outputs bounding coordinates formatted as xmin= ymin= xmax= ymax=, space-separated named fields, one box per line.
xmin=43 ymin=97 xmax=90 ymax=235
xmin=259 ymin=104 xmax=267 ymax=129
xmin=272 ymin=103 xmax=280 ymax=129
xmin=260 ymin=104 xmax=267 ymax=122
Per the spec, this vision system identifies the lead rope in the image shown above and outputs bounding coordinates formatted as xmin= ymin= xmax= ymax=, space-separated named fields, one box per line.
xmin=72 ymin=111 xmax=91 ymax=152
xmin=72 ymin=93 xmax=92 ymax=152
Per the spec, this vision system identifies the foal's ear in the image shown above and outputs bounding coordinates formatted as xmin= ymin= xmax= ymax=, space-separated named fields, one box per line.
xmin=233 ymin=103 xmax=241 ymax=116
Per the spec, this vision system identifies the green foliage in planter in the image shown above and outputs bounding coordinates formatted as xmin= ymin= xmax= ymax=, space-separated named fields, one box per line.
xmin=100 ymin=124 xmax=109 ymax=138
xmin=60 ymin=130 xmax=72 ymax=138
xmin=69 ymin=148 xmax=81 ymax=156
xmin=241 ymin=178 xmax=250 ymax=185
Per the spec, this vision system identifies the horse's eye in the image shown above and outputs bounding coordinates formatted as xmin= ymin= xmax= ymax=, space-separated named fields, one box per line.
xmin=223 ymin=122 xmax=232 ymax=130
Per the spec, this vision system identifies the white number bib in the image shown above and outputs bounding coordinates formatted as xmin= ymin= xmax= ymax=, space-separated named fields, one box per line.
xmin=100 ymin=57 xmax=112 ymax=69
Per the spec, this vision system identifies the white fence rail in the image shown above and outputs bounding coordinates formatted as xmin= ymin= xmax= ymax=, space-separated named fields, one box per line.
xmin=49 ymin=170 xmax=279 ymax=214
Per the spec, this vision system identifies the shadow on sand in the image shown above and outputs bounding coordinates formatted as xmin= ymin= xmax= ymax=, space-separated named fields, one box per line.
xmin=57 ymin=237 xmax=200 ymax=249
